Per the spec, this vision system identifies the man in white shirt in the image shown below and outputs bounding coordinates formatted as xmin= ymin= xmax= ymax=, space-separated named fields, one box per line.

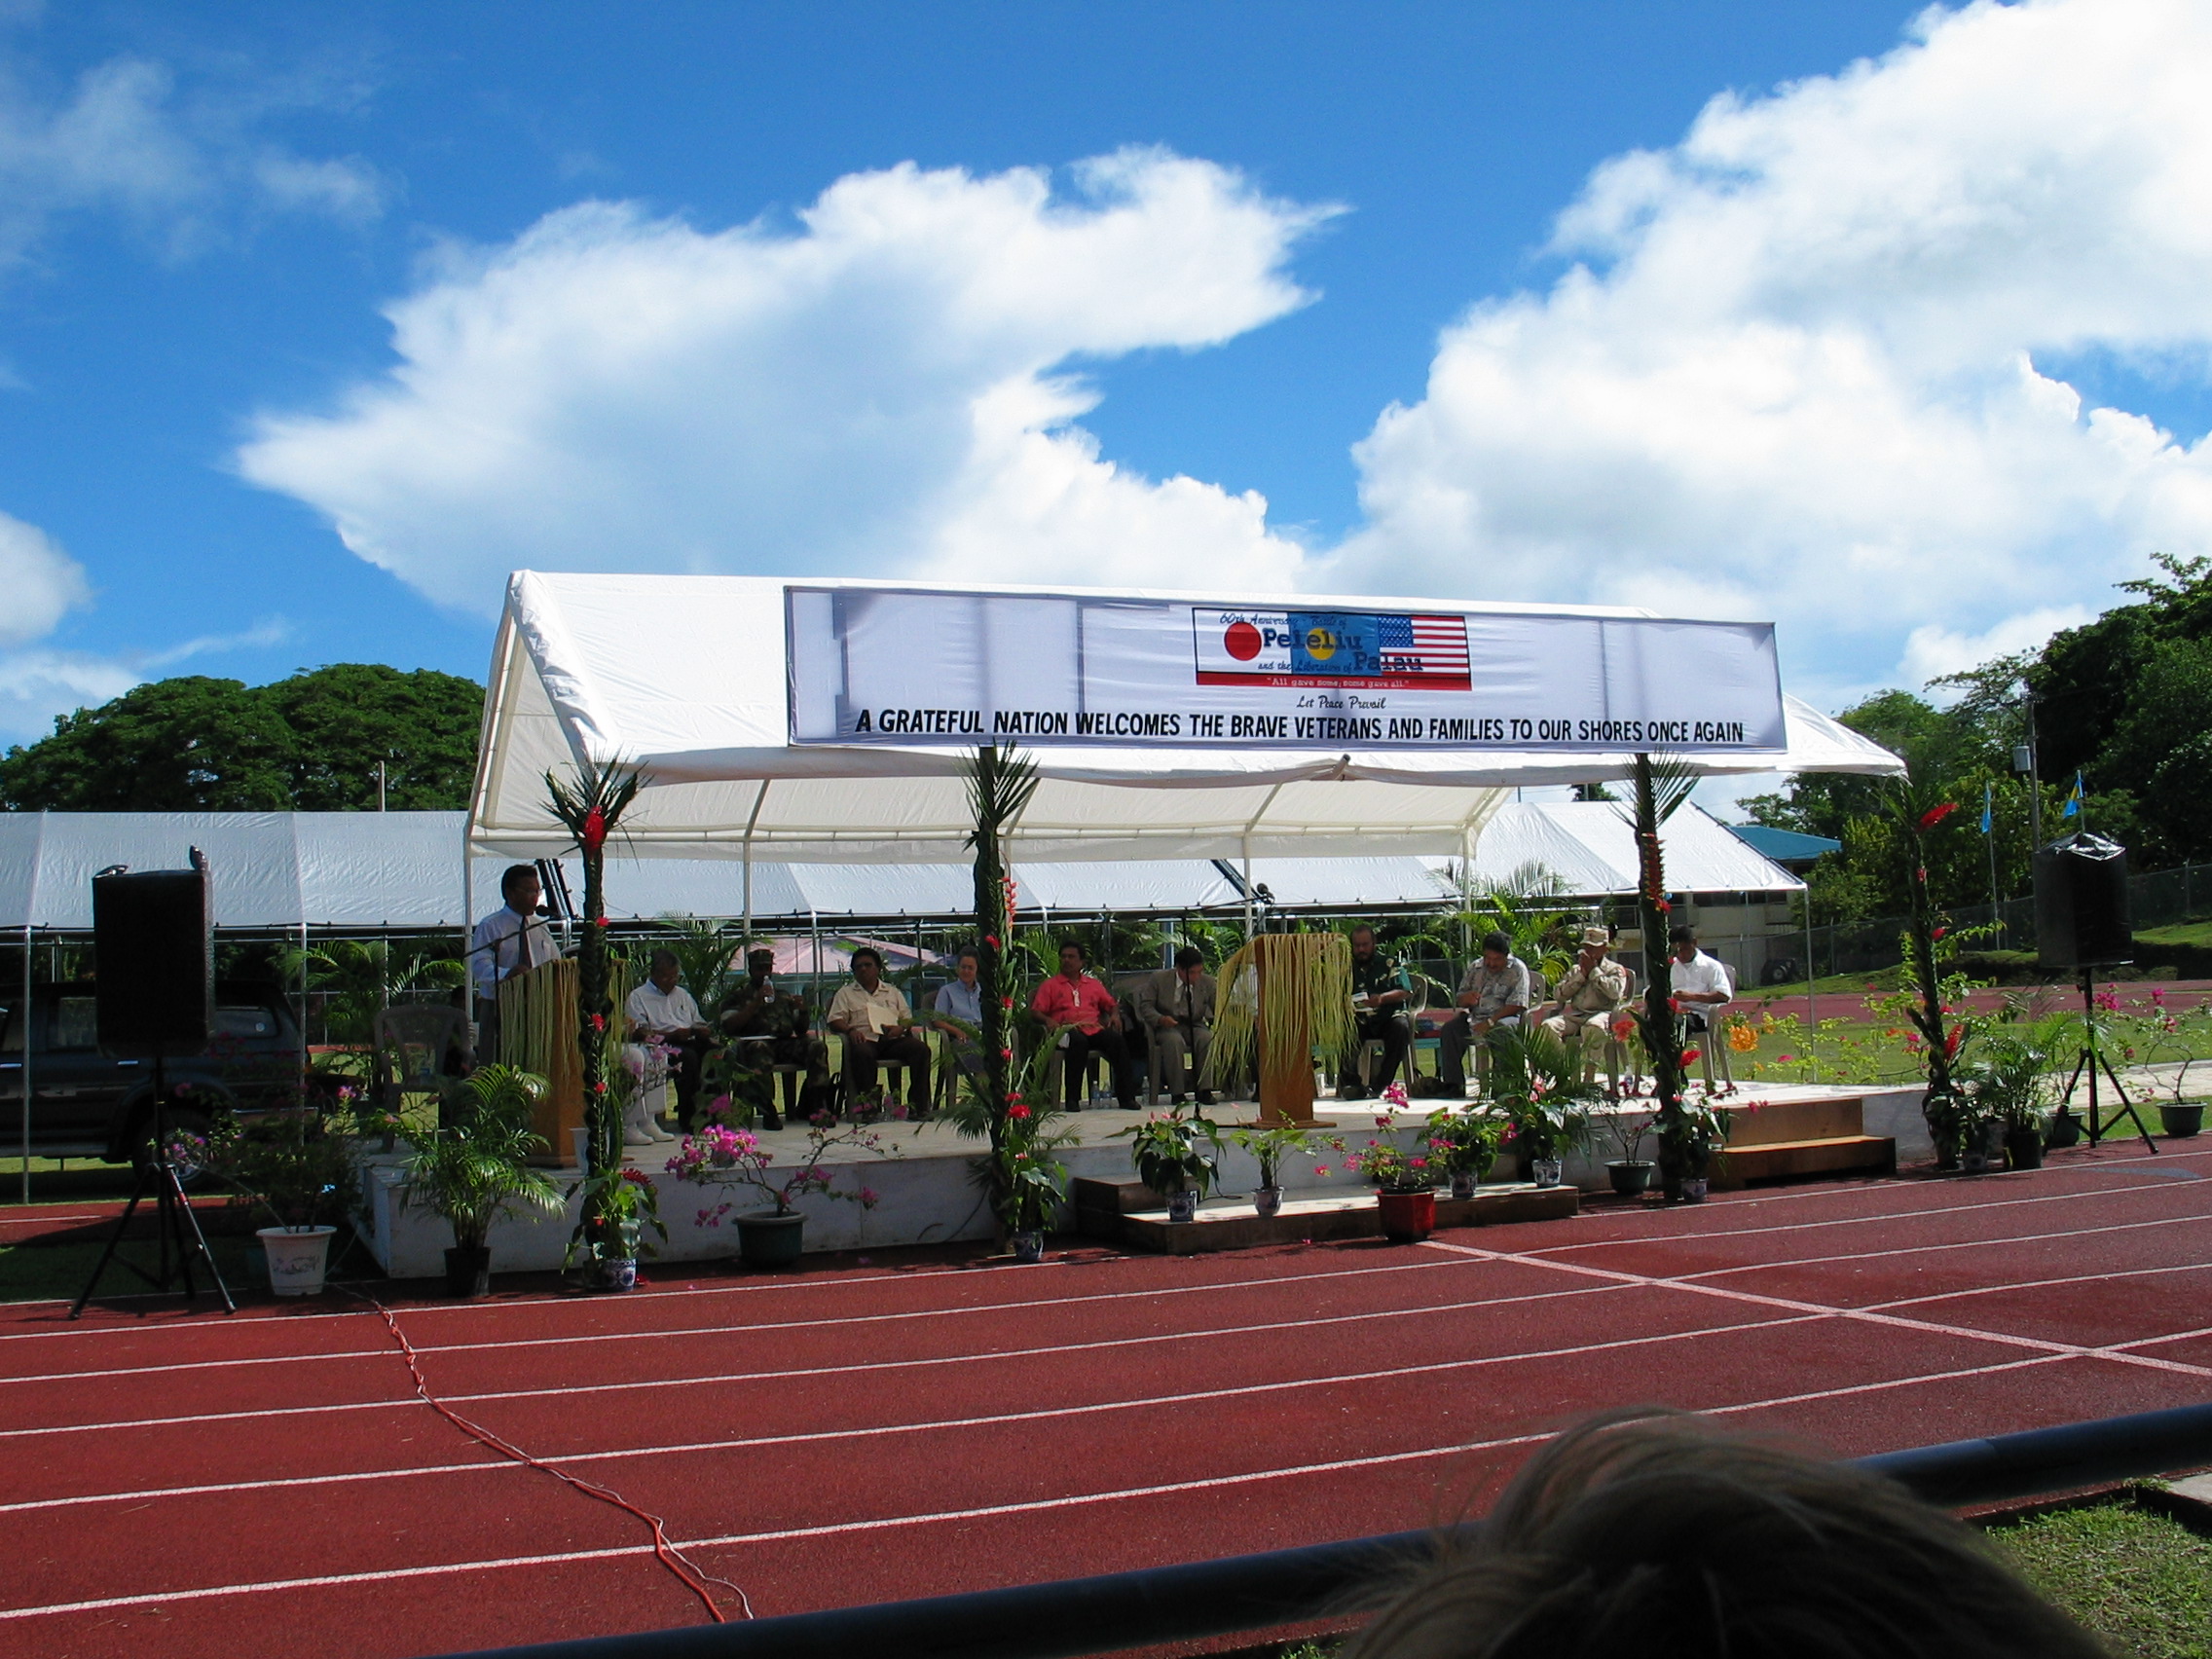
xmin=623 ymin=949 xmax=708 ymax=1142
xmin=1666 ymin=926 xmax=1732 ymax=1036
xmin=468 ymin=864 xmax=555 ymax=1066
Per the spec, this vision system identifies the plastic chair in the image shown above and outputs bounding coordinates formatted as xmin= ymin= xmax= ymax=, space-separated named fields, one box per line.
xmin=373 ymin=1005 xmax=469 ymax=1117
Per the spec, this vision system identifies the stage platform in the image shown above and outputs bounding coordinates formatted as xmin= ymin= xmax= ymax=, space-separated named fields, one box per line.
xmin=352 ymin=1082 xmax=1929 ymax=1278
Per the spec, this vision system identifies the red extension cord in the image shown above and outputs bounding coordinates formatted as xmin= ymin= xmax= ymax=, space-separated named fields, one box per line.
xmin=349 ymin=1288 xmax=753 ymax=1622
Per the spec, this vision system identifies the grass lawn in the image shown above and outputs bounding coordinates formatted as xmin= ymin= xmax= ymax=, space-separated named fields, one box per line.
xmin=0 ymin=1230 xmax=270 ymax=1304
xmin=1991 ymin=1499 xmax=2212 ymax=1659
xmin=2139 ymin=919 xmax=2212 ymax=950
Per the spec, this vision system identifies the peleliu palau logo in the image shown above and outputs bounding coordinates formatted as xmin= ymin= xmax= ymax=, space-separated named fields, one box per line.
xmin=1193 ymin=608 xmax=1471 ymax=690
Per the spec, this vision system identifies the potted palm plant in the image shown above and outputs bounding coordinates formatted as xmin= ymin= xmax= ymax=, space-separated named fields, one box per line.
xmin=1422 ymin=1106 xmax=1497 ymax=1200
xmin=402 ymin=1066 xmax=565 ymax=1297
xmin=1958 ymin=1017 xmax=2063 ymax=1171
xmin=1119 ymin=1113 xmax=1220 ymax=1222
xmin=992 ymin=1109 xmax=1067 ymax=1262
xmin=1230 ymin=1122 xmax=1341 ymax=1216
xmin=1482 ymin=1025 xmax=1598 ymax=1187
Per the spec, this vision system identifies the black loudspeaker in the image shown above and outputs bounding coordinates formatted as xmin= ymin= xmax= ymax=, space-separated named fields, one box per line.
xmin=2035 ymin=831 xmax=2132 ymax=973
xmin=92 ymin=852 xmax=214 ymax=1057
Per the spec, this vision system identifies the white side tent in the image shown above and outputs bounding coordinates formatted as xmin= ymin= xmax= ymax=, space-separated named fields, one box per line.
xmin=467 ymin=574 xmax=1902 ymax=902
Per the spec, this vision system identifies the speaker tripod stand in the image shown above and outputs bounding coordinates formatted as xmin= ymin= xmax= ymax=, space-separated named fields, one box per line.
xmin=2053 ymin=970 xmax=2157 ymax=1154
xmin=69 ymin=1058 xmax=235 ymax=1319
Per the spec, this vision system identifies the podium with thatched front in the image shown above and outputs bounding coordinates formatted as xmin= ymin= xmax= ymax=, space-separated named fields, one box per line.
xmin=1207 ymin=933 xmax=1351 ymax=1126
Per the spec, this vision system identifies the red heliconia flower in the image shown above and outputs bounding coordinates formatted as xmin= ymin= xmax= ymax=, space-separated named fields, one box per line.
xmin=1679 ymin=1048 xmax=1702 ymax=1066
xmin=1917 ymin=803 xmax=1958 ymax=831
xmin=582 ymin=805 xmax=608 ymax=851
xmin=589 ymin=1013 xmax=607 ymax=1031
xmin=984 ymin=935 xmax=1000 ymax=949
xmin=1931 ymin=927 xmax=1948 ymax=941
xmin=1653 ymin=899 xmax=1673 ymax=913
xmin=1007 ymin=1103 xmax=1032 ymax=1121
xmin=1944 ymin=1026 xmax=1964 ymax=1057
xmin=1668 ymin=996 xmax=1681 ymax=1014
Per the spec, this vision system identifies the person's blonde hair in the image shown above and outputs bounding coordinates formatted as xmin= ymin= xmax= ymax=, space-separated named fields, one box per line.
xmin=1342 ymin=1411 xmax=2100 ymax=1659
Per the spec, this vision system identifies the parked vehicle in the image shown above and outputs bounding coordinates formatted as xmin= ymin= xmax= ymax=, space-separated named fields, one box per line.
xmin=0 ymin=980 xmax=302 ymax=1172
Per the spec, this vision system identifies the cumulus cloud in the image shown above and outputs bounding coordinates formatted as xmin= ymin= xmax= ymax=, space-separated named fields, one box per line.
xmin=0 ymin=54 xmax=385 ymax=264
xmin=0 ymin=508 xmax=130 ymax=745
xmin=239 ymin=150 xmax=1329 ymax=610
xmin=0 ymin=506 xmax=87 ymax=647
xmin=1899 ymin=605 xmax=2092 ymax=690
xmin=1332 ymin=0 xmax=2212 ymax=682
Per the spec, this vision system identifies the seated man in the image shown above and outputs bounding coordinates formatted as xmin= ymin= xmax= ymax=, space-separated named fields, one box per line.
xmin=930 ymin=947 xmax=987 ymax=1099
xmin=622 ymin=948 xmax=707 ymax=1144
xmin=1132 ymin=946 xmax=1216 ymax=1106
xmin=1533 ymin=925 xmax=1632 ymax=1067
xmin=1437 ymin=930 xmax=1531 ymax=1096
xmin=1337 ymin=924 xmax=1411 ymax=1100
xmin=826 ymin=947 xmax=930 ymax=1116
xmin=1667 ymin=923 xmax=1733 ymax=1036
xmin=717 ymin=945 xmax=828 ymax=1129
xmin=1031 ymin=940 xmax=1135 ymax=1110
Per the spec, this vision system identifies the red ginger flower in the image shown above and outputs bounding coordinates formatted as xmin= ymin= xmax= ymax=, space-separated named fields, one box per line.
xmin=1917 ymin=802 xmax=1958 ymax=830
xmin=582 ymin=805 xmax=607 ymax=851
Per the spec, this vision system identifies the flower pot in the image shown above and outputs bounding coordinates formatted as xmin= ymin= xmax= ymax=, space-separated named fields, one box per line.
xmin=1377 ymin=1188 xmax=1435 ymax=1241
xmin=2004 ymin=1127 xmax=2046 ymax=1170
xmin=443 ymin=1244 xmax=493 ymax=1299
xmin=1677 ymin=1178 xmax=1709 ymax=1203
xmin=2047 ymin=1111 xmax=2083 ymax=1149
xmin=570 ymin=1126 xmax=591 ymax=1169
xmin=1606 ymin=1160 xmax=1656 ymax=1197
xmin=1961 ymin=1145 xmax=1988 ymax=1174
xmin=1253 ymin=1185 xmax=1283 ymax=1218
xmin=1530 ymin=1158 xmax=1564 ymax=1189
xmin=737 ymin=1211 xmax=806 ymax=1269
xmin=1449 ymin=1172 xmax=1477 ymax=1201
xmin=587 ymin=1254 xmax=638 ymax=1293
xmin=1165 ymin=1190 xmax=1198 ymax=1224
xmin=1982 ymin=1121 xmax=2009 ymax=1161
xmin=257 ymin=1226 xmax=336 ymax=1297
xmin=1012 ymin=1230 xmax=1045 ymax=1264
xmin=2160 ymin=1104 xmax=2203 ymax=1138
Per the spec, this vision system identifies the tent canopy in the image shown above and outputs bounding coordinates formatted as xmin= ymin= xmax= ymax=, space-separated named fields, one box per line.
xmin=470 ymin=572 xmax=1901 ymax=865
xmin=0 ymin=802 xmax=1803 ymax=932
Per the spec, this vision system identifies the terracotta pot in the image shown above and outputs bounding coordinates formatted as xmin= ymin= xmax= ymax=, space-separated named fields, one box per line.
xmin=1377 ymin=1188 xmax=1435 ymax=1242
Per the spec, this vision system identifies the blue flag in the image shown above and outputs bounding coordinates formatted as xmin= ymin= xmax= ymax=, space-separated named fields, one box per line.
xmin=2063 ymin=771 xmax=2083 ymax=818
xmin=1980 ymin=781 xmax=1993 ymax=834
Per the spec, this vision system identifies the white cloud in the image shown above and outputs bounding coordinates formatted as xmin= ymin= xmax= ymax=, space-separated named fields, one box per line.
xmin=143 ymin=614 xmax=292 ymax=669
xmin=0 ymin=506 xmax=86 ymax=646
xmin=1331 ymin=0 xmax=2212 ymax=684
xmin=0 ymin=54 xmax=386 ymax=264
xmin=1898 ymin=605 xmax=2092 ymax=690
xmin=238 ymin=150 xmax=1329 ymax=610
xmin=0 ymin=648 xmax=135 ymax=746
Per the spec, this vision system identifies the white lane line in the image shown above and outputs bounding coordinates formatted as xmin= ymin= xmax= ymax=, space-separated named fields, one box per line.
xmin=1677 ymin=1210 xmax=2212 ymax=1281
xmin=2107 ymin=1323 xmax=2212 ymax=1354
xmin=0 ymin=1308 xmax=1824 ymax=1515
xmin=0 ymin=1254 xmax=1484 ymax=1368
xmin=0 ymin=1278 xmax=1639 ymax=1440
xmin=1419 ymin=1239 xmax=2212 ymax=1381
xmin=1530 ymin=1169 xmax=2212 ymax=1255
xmin=1866 ymin=1261 xmax=2212 ymax=1310
xmin=0 ymin=1348 xmax=2081 ymax=1623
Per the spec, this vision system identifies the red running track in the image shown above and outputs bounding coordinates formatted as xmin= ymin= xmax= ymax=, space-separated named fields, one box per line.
xmin=3 ymin=1141 xmax=2210 ymax=1659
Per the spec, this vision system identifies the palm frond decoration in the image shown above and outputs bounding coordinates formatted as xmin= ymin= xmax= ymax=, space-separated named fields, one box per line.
xmin=543 ymin=757 xmax=648 ymax=1184
xmin=1204 ymin=932 xmax=1353 ymax=1117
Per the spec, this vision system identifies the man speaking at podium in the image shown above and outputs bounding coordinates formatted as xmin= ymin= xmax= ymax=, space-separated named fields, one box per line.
xmin=470 ymin=864 xmax=556 ymax=1065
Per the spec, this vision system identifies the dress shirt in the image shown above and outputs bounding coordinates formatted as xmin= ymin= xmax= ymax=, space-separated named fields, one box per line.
xmin=934 ymin=978 xmax=983 ymax=1026
xmin=1031 ymin=973 xmax=1117 ymax=1036
xmin=1457 ymin=956 xmax=1531 ymax=1023
xmin=469 ymin=904 xmax=554 ymax=1000
xmin=1667 ymin=950 xmax=1733 ymax=1014
xmin=626 ymin=981 xmax=704 ymax=1036
xmin=828 ymin=980 xmax=912 ymax=1039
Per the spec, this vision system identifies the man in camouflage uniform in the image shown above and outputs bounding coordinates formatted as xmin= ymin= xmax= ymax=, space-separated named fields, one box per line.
xmin=716 ymin=947 xmax=829 ymax=1128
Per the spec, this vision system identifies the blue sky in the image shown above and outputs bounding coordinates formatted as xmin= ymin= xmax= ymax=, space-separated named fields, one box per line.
xmin=2 ymin=0 xmax=2209 ymax=748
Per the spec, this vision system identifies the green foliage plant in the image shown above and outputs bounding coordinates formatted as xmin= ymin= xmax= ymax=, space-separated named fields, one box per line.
xmin=1120 ymin=1112 xmax=1222 ymax=1200
xmin=1482 ymin=1023 xmax=1601 ymax=1161
xmin=1230 ymin=1121 xmax=1344 ymax=1189
xmin=544 ymin=757 xmax=646 ymax=1193
xmin=197 ymin=1110 xmax=362 ymax=1232
xmin=1421 ymin=1106 xmax=1499 ymax=1180
xmin=402 ymin=1066 xmax=564 ymax=1253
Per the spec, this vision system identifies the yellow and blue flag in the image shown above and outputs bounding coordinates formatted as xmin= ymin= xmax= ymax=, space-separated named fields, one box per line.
xmin=2062 ymin=772 xmax=2083 ymax=819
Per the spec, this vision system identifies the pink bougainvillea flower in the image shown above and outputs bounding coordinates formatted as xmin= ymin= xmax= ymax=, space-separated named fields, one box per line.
xmin=1777 ymin=1052 xmax=1795 ymax=1063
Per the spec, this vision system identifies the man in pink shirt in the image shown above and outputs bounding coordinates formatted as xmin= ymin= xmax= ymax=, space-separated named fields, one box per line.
xmin=1030 ymin=940 xmax=1135 ymax=1110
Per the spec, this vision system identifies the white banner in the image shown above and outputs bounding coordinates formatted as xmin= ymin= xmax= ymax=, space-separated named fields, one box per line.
xmin=786 ymin=586 xmax=1786 ymax=753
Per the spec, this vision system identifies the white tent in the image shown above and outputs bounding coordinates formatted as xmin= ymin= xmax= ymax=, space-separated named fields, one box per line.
xmin=469 ymin=572 xmax=1900 ymax=878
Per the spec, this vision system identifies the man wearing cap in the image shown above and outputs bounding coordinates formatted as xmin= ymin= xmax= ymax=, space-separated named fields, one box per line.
xmin=1532 ymin=926 xmax=1632 ymax=1067
xmin=718 ymin=945 xmax=826 ymax=1129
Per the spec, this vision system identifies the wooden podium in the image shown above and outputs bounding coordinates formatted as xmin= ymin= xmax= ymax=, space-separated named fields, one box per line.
xmin=498 ymin=957 xmax=585 ymax=1154
xmin=1228 ymin=934 xmax=1342 ymax=1127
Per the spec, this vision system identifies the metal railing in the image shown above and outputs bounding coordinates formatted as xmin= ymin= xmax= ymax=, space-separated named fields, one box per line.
xmin=426 ymin=1401 xmax=2212 ymax=1659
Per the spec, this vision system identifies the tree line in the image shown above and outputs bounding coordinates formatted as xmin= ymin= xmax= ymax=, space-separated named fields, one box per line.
xmin=1746 ymin=553 xmax=2212 ymax=925
xmin=0 ymin=664 xmax=484 ymax=812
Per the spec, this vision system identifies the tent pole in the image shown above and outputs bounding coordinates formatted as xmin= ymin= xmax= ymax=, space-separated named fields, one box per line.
xmin=1805 ymin=891 xmax=1817 ymax=1032
xmin=1241 ymin=838 xmax=1254 ymax=941
xmin=741 ymin=780 xmax=770 ymax=950
xmin=18 ymin=925 xmax=30 ymax=1204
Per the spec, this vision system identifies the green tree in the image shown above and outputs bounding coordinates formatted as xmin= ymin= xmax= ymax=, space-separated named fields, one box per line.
xmin=1 ymin=664 xmax=484 ymax=813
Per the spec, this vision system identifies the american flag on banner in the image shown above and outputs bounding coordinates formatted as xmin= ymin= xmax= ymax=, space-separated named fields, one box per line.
xmin=1375 ymin=613 xmax=1471 ymax=680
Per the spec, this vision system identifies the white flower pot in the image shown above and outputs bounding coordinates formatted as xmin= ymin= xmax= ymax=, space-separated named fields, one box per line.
xmin=257 ymin=1226 xmax=337 ymax=1296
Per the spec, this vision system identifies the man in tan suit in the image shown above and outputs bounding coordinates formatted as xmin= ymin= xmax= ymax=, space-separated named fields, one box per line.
xmin=1533 ymin=925 xmax=1632 ymax=1067
xmin=1132 ymin=946 xmax=1217 ymax=1105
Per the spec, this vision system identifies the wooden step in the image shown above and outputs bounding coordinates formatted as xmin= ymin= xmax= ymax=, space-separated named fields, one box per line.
xmin=1115 ymin=1183 xmax=1578 ymax=1255
xmin=1722 ymin=1094 xmax=1866 ymax=1149
xmin=1713 ymin=1134 xmax=1895 ymax=1189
